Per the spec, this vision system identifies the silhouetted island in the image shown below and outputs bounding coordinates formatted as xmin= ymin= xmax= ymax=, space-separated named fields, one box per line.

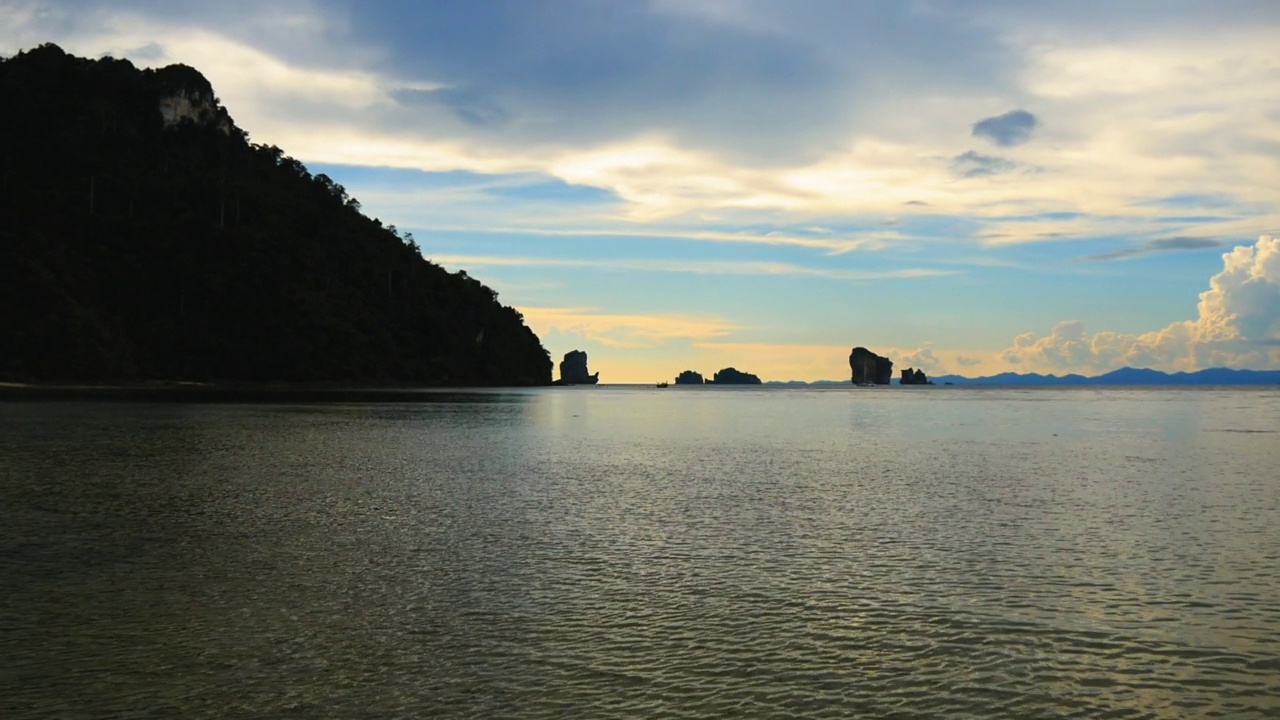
xmin=556 ymin=350 xmax=599 ymax=385
xmin=711 ymin=367 xmax=762 ymax=384
xmin=0 ymin=44 xmax=551 ymax=386
xmin=900 ymin=368 xmax=931 ymax=385
xmin=674 ymin=370 xmax=705 ymax=385
xmin=849 ymin=347 xmax=893 ymax=385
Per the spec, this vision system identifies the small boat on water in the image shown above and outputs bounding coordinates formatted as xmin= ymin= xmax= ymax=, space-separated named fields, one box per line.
xmin=656 ymin=382 xmax=669 ymax=388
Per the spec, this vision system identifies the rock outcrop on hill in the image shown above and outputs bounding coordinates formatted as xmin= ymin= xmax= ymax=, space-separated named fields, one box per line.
xmin=558 ymin=350 xmax=599 ymax=385
xmin=711 ymin=367 xmax=762 ymax=384
xmin=849 ymin=347 xmax=893 ymax=385
xmin=900 ymin=368 xmax=931 ymax=385
xmin=675 ymin=370 xmax=705 ymax=385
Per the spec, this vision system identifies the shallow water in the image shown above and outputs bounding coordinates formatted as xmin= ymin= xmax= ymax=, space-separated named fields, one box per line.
xmin=3 ymin=386 xmax=1279 ymax=718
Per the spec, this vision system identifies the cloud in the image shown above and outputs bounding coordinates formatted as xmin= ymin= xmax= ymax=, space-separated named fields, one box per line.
xmin=1001 ymin=236 xmax=1280 ymax=371
xmin=972 ymin=109 xmax=1038 ymax=147
xmin=392 ymin=85 xmax=509 ymax=127
xmin=429 ymin=254 xmax=957 ymax=281
xmin=1082 ymin=236 xmax=1228 ymax=261
xmin=520 ymin=306 xmax=738 ymax=348
xmin=393 ymin=221 xmax=887 ymax=253
xmin=1138 ymin=193 xmax=1236 ymax=210
xmin=120 ymin=41 xmax=164 ymax=60
xmin=3 ymin=1 xmax=1278 ymax=270
xmin=951 ymin=150 xmax=1016 ymax=178
xmin=999 ymin=320 xmax=1094 ymax=368
xmin=955 ymin=355 xmax=983 ymax=367
xmin=896 ymin=346 xmax=943 ymax=373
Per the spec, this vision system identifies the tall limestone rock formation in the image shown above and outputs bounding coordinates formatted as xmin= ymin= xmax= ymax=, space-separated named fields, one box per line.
xmin=849 ymin=347 xmax=893 ymax=385
xmin=558 ymin=350 xmax=599 ymax=385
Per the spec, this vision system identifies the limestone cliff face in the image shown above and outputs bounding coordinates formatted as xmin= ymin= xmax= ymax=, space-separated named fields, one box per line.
xmin=558 ymin=350 xmax=599 ymax=385
xmin=159 ymin=89 xmax=228 ymax=132
xmin=152 ymin=63 xmax=232 ymax=134
xmin=849 ymin=347 xmax=893 ymax=385
xmin=675 ymin=370 xmax=705 ymax=385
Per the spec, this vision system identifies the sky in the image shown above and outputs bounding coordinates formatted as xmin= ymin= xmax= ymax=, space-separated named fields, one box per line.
xmin=4 ymin=0 xmax=1279 ymax=382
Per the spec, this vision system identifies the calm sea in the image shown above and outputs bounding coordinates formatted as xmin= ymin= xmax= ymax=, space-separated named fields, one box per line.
xmin=3 ymin=386 xmax=1279 ymax=719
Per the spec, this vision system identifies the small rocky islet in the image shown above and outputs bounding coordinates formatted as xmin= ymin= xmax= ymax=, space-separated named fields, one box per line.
xmin=554 ymin=350 xmax=599 ymax=385
xmin=666 ymin=347 xmax=929 ymax=386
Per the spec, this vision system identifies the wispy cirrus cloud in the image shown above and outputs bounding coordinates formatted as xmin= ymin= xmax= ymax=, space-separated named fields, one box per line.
xmin=950 ymin=150 xmax=1017 ymax=178
xmin=1082 ymin=236 xmax=1228 ymax=262
xmin=358 ymin=216 xmax=895 ymax=254
xmin=430 ymin=254 xmax=957 ymax=281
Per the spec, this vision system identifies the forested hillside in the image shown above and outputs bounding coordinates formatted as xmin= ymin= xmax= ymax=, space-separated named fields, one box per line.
xmin=0 ymin=44 xmax=551 ymax=385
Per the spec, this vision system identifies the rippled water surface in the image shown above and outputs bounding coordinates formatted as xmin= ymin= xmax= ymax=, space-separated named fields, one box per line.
xmin=3 ymin=386 xmax=1280 ymax=718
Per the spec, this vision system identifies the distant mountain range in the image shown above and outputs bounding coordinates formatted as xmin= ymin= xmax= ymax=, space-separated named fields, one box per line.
xmin=767 ymin=367 xmax=1280 ymax=386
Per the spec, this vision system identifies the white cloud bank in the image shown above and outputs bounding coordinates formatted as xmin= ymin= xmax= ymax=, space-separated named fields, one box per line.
xmin=3 ymin=1 xmax=1277 ymax=241
xmin=1001 ymin=235 xmax=1280 ymax=372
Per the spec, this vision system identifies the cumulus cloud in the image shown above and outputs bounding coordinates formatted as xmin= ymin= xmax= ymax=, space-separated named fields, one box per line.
xmin=1000 ymin=321 xmax=1094 ymax=367
xmin=1002 ymin=236 xmax=1280 ymax=371
xmin=972 ymin=109 xmax=1038 ymax=147
xmin=1083 ymin=236 xmax=1227 ymax=261
xmin=951 ymin=150 xmax=1016 ymax=178
xmin=955 ymin=355 xmax=983 ymax=366
xmin=897 ymin=346 xmax=943 ymax=373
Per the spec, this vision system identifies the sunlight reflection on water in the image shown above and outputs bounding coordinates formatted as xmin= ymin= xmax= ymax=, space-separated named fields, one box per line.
xmin=2 ymin=386 xmax=1279 ymax=718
